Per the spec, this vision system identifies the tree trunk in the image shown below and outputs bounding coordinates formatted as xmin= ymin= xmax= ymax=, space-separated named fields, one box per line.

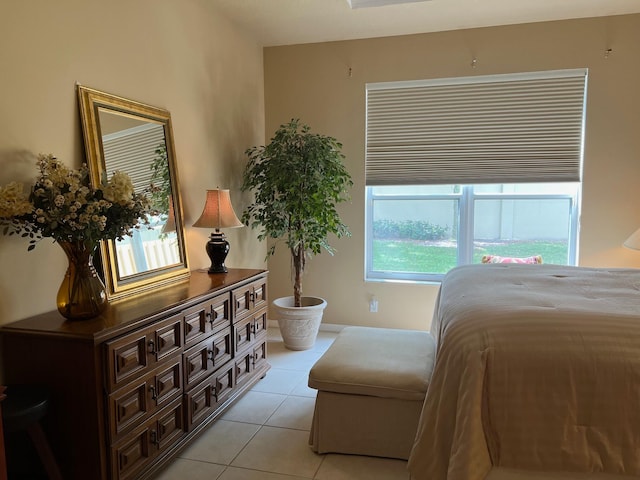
xmin=291 ymin=245 xmax=305 ymax=307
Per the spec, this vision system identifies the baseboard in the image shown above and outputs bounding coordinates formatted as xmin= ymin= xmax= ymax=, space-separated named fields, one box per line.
xmin=318 ymin=323 xmax=347 ymax=332
xmin=267 ymin=319 xmax=346 ymax=333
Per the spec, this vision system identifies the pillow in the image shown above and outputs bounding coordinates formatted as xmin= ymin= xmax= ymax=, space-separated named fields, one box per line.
xmin=481 ymin=254 xmax=543 ymax=264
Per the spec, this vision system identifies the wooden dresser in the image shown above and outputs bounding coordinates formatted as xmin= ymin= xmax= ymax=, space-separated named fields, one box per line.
xmin=0 ymin=268 xmax=269 ymax=480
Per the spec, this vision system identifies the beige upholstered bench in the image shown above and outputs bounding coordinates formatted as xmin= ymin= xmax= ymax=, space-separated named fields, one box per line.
xmin=308 ymin=326 xmax=436 ymax=460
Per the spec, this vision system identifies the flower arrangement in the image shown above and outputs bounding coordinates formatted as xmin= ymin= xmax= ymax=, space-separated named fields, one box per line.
xmin=0 ymin=153 xmax=154 ymax=251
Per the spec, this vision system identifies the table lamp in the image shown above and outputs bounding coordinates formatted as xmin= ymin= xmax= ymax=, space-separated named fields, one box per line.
xmin=192 ymin=189 xmax=243 ymax=273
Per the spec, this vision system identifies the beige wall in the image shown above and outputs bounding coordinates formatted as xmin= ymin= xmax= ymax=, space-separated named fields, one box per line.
xmin=264 ymin=14 xmax=640 ymax=331
xmin=0 ymin=0 xmax=266 ymax=324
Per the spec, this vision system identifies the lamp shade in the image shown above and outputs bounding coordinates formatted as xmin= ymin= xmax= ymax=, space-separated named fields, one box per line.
xmin=624 ymin=228 xmax=640 ymax=251
xmin=193 ymin=189 xmax=243 ymax=229
xmin=192 ymin=189 xmax=243 ymax=274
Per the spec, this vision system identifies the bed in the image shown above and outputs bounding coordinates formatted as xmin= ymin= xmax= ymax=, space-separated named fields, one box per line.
xmin=407 ymin=264 xmax=640 ymax=480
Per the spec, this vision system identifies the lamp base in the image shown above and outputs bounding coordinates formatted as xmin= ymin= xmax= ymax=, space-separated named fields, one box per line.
xmin=205 ymin=231 xmax=230 ymax=273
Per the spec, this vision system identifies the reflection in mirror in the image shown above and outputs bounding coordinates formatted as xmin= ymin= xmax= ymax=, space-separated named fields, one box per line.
xmin=77 ymin=86 xmax=190 ymax=300
xmin=99 ymin=109 xmax=179 ymax=275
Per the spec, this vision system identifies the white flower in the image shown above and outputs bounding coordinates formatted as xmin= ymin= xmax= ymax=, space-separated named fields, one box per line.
xmin=0 ymin=182 xmax=32 ymax=218
xmin=103 ymin=171 xmax=134 ymax=204
xmin=1 ymin=153 xmax=152 ymax=248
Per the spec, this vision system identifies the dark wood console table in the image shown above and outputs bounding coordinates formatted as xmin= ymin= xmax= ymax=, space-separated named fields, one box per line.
xmin=0 ymin=269 xmax=269 ymax=480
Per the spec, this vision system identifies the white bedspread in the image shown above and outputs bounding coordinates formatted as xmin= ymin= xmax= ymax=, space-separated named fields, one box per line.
xmin=408 ymin=264 xmax=640 ymax=480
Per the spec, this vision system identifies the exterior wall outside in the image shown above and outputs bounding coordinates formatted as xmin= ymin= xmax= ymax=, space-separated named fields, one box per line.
xmin=0 ymin=0 xmax=266 ymax=325
xmin=373 ymin=185 xmax=573 ymax=241
xmin=264 ymin=14 xmax=640 ymax=331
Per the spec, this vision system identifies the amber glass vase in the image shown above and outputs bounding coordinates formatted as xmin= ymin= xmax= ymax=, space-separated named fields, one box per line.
xmin=56 ymin=240 xmax=107 ymax=321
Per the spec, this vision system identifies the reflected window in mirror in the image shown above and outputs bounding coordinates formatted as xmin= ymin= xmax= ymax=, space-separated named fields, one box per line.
xmin=100 ymin=112 xmax=179 ymax=276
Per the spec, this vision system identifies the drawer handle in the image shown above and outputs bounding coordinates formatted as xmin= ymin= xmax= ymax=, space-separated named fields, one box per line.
xmin=149 ymin=385 xmax=158 ymax=401
xmin=148 ymin=339 xmax=156 ymax=354
xmin=207 ymin=349 xmax=214 ymax=361
xmin=150 ymin=430 xmax=159 ymax=446
xmin=249 ymin=292 xmax=255 ymax=302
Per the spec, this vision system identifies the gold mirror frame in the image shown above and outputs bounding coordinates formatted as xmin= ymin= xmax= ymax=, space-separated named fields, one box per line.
xmin=77 ymin=85 xmax=190 ymax=300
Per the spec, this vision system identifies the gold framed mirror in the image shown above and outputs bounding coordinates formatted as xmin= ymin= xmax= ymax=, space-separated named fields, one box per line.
xmin=77 ymin=85 xmax=190 ymax=300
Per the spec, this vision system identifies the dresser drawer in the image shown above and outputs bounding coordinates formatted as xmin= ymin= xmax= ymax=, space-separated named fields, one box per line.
xmin=184 ymin=362 xmax=235 ymax=431
xmin=234 ymin=308 xmax=268 ymax=354
xmin=253 ymin=340 xmax=268 ymax=371
xmin=253 ymin=309 xmax=268 ymax=339
xmin=232 ymin=277 xmax=268 ymax=320
xmin=105 ymin=315 xmax=183 ymax=392
xmin=234 ymin=316 xmax=253 ymax=354
xmin=107 ymin=355 xmax=182 ymax=442
xmin=234 ymin=349 xmax=253 ymax=389
xmin=183 ymin=293 xmax=230 ymax=349
xmin=110 ymin=396 xmax=185 ymax=480
xmin=183 ymin=326 xmax=232 ymax=390
xmin=235 ymin=338 xmax=268 ymax=389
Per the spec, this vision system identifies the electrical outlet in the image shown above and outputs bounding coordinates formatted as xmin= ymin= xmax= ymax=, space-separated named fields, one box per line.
xmin=369 ymin=297 xmax=378 ymax=313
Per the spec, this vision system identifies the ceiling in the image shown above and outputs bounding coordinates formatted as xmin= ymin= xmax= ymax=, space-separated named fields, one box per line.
xmin=209 ymin=0 xmax=640 ymax=47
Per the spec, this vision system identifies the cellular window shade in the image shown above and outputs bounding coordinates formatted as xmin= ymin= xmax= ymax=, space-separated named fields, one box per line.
xmin=365 ymin=69 xmax=587 ymax=186
xmin=102 ymin=123 xmax=166 ymax=194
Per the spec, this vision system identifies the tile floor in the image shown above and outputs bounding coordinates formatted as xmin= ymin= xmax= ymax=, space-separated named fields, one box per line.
xmin=155 ymin=328 xmax=410 ymax=480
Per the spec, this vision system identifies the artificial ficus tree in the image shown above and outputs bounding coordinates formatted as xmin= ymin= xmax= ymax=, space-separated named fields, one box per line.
xmin=241 ymin=119 xmax=353 ymax=307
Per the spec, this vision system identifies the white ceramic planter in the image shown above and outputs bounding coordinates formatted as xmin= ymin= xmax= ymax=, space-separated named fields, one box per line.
xmin=272 ymin=296 xmax=327 ymax=351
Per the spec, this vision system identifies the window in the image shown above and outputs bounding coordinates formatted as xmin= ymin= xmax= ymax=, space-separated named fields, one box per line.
xmin=366 ymin=183 xmax=579 ymax=282
xmin=364 ymin=70 xmax=587 ymax=282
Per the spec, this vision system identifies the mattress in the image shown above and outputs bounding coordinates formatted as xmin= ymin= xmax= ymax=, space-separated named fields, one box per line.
xmin=408 ymin=264 xmax=640 ymax=480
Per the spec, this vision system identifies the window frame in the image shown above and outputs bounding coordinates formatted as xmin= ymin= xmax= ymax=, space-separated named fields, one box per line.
xmin=365 ymin=184 xmax=580 ymax=283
